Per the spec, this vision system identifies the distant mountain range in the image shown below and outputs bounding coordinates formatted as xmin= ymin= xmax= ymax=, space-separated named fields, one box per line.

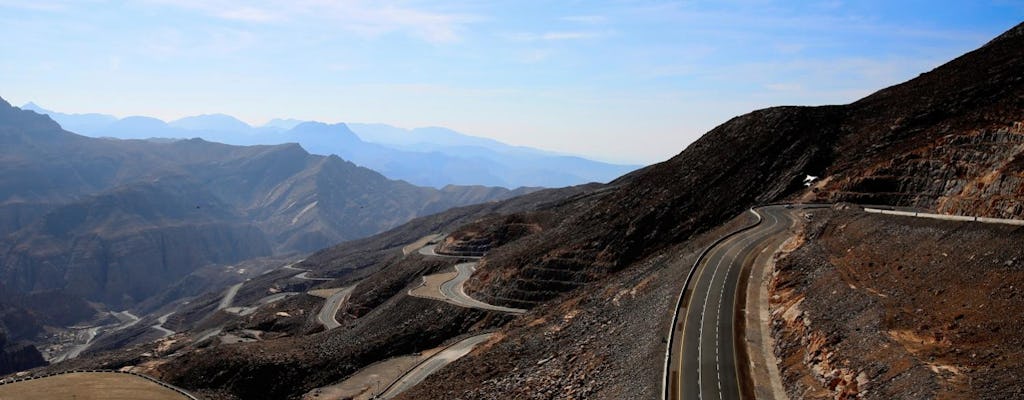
xmin=20 ymin=103 xmax=640 ymax=188
xmin=0 ymin=97 xmax=532 ymax=340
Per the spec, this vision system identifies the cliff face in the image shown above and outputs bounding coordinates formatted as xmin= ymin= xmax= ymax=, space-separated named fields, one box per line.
xmin=824 ymin=125 xmax=1024 ymax=217
xmin=0 ymin=335 xmax=45 ymax=376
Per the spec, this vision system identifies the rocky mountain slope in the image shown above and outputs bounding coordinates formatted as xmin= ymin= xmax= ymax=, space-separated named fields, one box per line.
xmin=770 ymin=209 xmax=1024 ymax=399
xmin=13 ymin=21 xmax=1024 ymax=400
xmin=0 ymin=99 xmax=528 ymax=354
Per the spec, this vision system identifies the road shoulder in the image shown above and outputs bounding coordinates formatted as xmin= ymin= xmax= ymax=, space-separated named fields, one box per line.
xmin=742 ymin=227 xmax=799 ymax=400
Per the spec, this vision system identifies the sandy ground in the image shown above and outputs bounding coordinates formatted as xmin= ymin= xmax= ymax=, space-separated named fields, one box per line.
xmin=0 ymin=372 xmax=190 ymax=400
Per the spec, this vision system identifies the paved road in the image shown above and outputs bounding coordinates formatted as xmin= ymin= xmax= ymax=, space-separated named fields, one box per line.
xmin=414 ymin=239 xmax=525 ymax=313
xmin=379 ymin=333 xmax=494 ymax=399
xmin=317 ymin=285 xmax=356 ymax=330
xmin=667 ymin=205 xmax=805 ymax=400
xmin=151 ymin=312 xmax=175 ymax=338
xmin=417 ymin=241 xmax=480 ymax=259
xmin=217 ymin=282 xmax=244 ymax=311
xmin=57 ymin=311 xmax=141 ymax=362
xmin=438 ymin=263 xmax=526 ymax=314
xmin=282 ymin=262 xmax=334 ymax=281
xmin=403 ymin=233 xmax=444 ymax=256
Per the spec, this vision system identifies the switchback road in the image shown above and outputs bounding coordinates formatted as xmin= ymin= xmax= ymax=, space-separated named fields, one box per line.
xmin=317 ymin=285 xmax=355 ymax=330
xmin=440 ymin=263 xmax=526 ymax=314
xmin=409 ymin=262 xmax=525 ymax=314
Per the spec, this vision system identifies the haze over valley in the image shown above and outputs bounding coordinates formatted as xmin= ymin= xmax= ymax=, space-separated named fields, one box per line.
xmin=0 ymin=2 xmax=1022 ymax=400
xmin=19 ymin=102 xmax=639 ymax=189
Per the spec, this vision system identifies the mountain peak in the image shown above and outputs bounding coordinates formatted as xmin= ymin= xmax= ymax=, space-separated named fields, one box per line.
xmin=263 ymin=118 xmax=305 ymax=130
xmin=169 ymin=114 xmax=252 ymax=133
xmin=290 ymin=121 xmax=358 ymax=136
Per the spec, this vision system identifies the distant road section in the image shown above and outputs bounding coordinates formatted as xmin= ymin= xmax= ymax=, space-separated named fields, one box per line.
xmin=403 ymin=233 xmax=443 ymax=256
xmin=379 ymin=333 xmax=494 ymax=399
xmin=151 ymin=312 xmax=175 ymax=338
xmin=217 ymin=282 xmax=244 ymax=311
xmin=317 ymin=285 xmax=356 ymax=330
xmin=413 ymin=237 xmax=525 ymax=314
xmin=416 ymin=241 xmax=478 ymax=259
xmin=282 ymin=261 xmax=334 ymax=281
xmin=410 ymin=262 xmax=526 ymax=314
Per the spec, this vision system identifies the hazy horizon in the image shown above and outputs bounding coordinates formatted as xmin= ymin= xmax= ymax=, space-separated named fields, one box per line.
xmin=1 ymin=1 xmax=1020 ymax=164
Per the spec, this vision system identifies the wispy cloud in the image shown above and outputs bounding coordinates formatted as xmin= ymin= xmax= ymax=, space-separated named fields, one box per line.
xmin=141 ymin=0 xmax=479 ymax=43
xmin=0 ymin=0 xmax=72 ymax=12
xmin=139 ymin=27 xmax=256 ymax=59
xmin=503 ymin=30 xmax=608 ymax=42
xmin=561 ymin=15 xmax=607 ymax=24
xmin=216 ymin=7 xmax=278 ymax=22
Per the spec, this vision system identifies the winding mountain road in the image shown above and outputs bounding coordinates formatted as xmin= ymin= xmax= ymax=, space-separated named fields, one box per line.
xmin=666 ymin=205 xmax=812 ymax=400
xmin=217 ymin=282 xmax=244 ymax=311
xmin=410 ymin=241 xmax=526 ymax=314
xmin=379 ymin=333 xmax=494 ymax=399
xmin=151 ymin=312 xmax=175 ymax=338
xmin=282 ymin=262 xmax=333 ymax=281
xmin=317 ymin=285 xmax=356 ymax=330
xmin=437 ymin=263 xmax=526 ymax=314
xmin=403 ymin=234 xmax=443 ymax=256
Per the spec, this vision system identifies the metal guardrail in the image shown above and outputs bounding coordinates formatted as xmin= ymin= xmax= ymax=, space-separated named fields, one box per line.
xmin=662 ymin=202 xmax=1021 ymax=400
xmin=0 ymin=369 xmax=199 ymax=399
xmin=863 ymin=208 xmax=1024 ymax=225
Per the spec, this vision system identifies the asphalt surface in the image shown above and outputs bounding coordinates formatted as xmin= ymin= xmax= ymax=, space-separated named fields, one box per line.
xmin=281 ymin=261 xmax=333 ymax=281
xmin=379 ymin=333 xmax=495 ymax=399
xmin=415 ymin=241 xmax=525 ymax=313
xmin=404 ymin=233 xmax=444 ymax=256
xmin=416 ymin=241 xmax=470 ymax=259
xmin=439 ymin=263 xmax=527 ymax=314
xmin=317 ymin=285 xmax=355 ymax=330
xmin=151 ymin=312 xmax=175 ymax=338
xmin=668 ymin=205 xmax=802 ymax=400
xmin=217 ymin=282 xmax=244 ymax=311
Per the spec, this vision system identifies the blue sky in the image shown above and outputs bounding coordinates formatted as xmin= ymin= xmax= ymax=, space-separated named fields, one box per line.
xmin=0 ymin=1 xmax=1020 ymax=164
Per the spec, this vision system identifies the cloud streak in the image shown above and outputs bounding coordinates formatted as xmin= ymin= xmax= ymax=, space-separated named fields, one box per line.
xmin=143 ymin=0 xmax=479 ymax=43
xmin=503 ymin=30 xmax=609 ymax=42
